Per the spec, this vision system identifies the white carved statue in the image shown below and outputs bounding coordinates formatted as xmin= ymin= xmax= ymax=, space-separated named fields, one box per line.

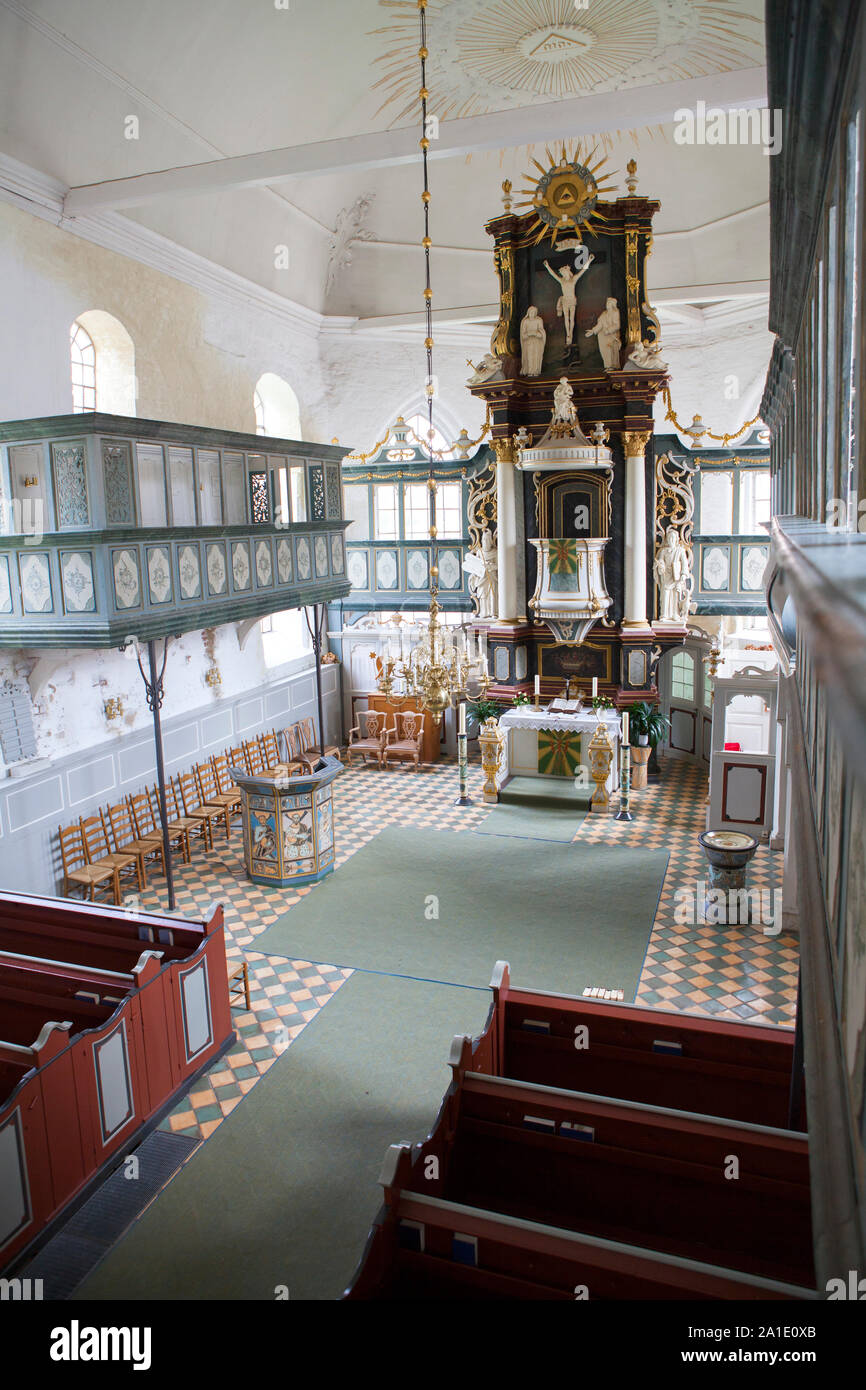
xmin=625 ymin=339 xmax=669 ymax=371
xmin=654 ymin=527 xmax=693 ymax=624
xmin=552 ymin=376 xmax=577 ymax=427
xmin=519 ymin=306 xmax=546 ymax=376
xmin=464 ymin=527 xmax=498 ymax=618
xmin=585 ymin=298 xmax=622 ymax=371
xmin=466 ymin=352 xmax=503 ymax=386
xmin=544 ymin=253 xmax=594 ymax=347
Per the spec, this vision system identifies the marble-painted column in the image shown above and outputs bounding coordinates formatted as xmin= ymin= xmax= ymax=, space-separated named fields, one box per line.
xmin=622 ymin=430 xmax=652 ymax=630
xmin=494 ymin=438 xmax=519 ymax=623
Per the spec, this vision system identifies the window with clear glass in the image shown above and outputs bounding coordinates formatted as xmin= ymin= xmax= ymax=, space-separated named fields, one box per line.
xmin=289 ymin=465 xmax=307 ymax=522
xmin=671 ymin=650 xmax=695 ymax=702
xmin=343 ymin=484 xmax=370 ymax=540
xmin=70 ymin=322 xmax=97 ymax=412
xmin=197 ymin=451 xmax=223 ymax=525
xmin=404 ymin=413 xmax=456 ymax=459
xmin=260 ymin=609 xmax=312 ymax=668
xmin=739 ymin=470 xmax=772 ymax=531
xmin=699 ymin=471 xmax=734 ymax=533
xmin=223 ymin=453 xmax=246 ymax=523
xmin=374 ymin=484 xmax=399 ymax=539
xmin=136 ymin=444 xmax=167 ymax=526
xmin=169 ymin=447 xmax=196 ymax=526
xmin=436 ymin=481 xmax=463 ymax=538
xmin=404 ymin=482 xmax=430 ymax=539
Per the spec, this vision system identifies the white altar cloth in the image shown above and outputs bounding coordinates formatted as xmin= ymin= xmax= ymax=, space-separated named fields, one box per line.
xmin=498 ymin=707 xmax=622 ymax=789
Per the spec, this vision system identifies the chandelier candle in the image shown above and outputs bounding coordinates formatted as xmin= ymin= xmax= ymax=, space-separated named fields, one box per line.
xmin=456 ymin=700 xmax=471 ymax=807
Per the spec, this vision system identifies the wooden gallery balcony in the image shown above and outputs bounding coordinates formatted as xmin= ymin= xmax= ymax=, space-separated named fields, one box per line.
xmin=0 ymin=414 xmax=351 ymax=648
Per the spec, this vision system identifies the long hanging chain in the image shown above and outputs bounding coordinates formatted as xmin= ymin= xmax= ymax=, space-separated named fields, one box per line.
xmin=418 ymin=1 xmax=439 ymax=633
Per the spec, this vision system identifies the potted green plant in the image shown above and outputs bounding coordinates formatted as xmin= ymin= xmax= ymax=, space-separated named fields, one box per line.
xmin=627 ymin=700 xmax=670 ymax=747
xmin=467 ymin=695 xmax=501 ymax=739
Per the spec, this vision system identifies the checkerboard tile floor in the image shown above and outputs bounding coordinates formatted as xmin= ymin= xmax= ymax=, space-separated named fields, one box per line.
xmin=133 ymin=754 xmax=793 ymax=1142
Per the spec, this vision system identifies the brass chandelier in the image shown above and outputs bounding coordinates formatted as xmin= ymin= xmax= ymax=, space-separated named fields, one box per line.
xmin=372 ymin=0 xmax=490 ymax=726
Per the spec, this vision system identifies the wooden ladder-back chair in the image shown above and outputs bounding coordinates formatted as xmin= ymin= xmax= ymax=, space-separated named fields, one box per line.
xmin=175 ymin=772 xmax=225 ymax=849
xmin=79 ymin=813 xmax=143 ymax=903
xmin=258 ymin=730 xmax=282 ymax=769
xmin=106 ymin=801 xmax=165 ymax=884
xmin=242 ymin=739 xmax=266 ymax=777
xmin=128 ymin=789 xmax=189 ymax=867
xmin=212 ymin=753 xmax=244 ymax=811
xmin=146 ymin=786 xmax=194 ymax=865
xmin=294 ymin=715 xmax=341 ymax=771
xmin=383 ymin=710 xmax=426 ymax=771
xmin=225 ymin=744 xmax=249 ymax=775
xmin=165 ymin=779 xmax=211 ymax=856
xmin=195 ymin=761 xmax=235 ymax=839
xmin=346 ymin=710 xmax=392 ymax=769
xmin=58 ymin=822 xmax=117 ymax=901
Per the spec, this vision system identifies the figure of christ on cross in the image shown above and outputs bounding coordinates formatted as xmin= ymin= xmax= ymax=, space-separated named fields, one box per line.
xmin=543 ymin=252 xmax=595 ymax=349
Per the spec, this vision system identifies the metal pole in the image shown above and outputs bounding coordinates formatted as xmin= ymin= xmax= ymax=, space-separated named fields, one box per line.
xmin=136 ymin=638 xmax=176 ymax=913
xmin=305 ymin=604 xmax=327 ymax=762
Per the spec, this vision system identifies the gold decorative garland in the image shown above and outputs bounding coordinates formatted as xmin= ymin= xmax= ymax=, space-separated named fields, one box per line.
xmin=344 ymin=403 xmax=492 ymax=463
xmin=661 ymin=386 xmax=764 ymax=447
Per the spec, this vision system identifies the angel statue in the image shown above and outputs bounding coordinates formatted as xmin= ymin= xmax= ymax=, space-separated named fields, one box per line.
xmin=654 ymin=527 xmax=693 ymax=624
xmin=544 ymin=252 xmax=594 ymax=347
xmin=585 ymin=298 xmax=622 ymax=371
xmin=463 ymin=527 xmax=498 ymax=619
xmin=519 ymin=306 xmax=546 ymax=376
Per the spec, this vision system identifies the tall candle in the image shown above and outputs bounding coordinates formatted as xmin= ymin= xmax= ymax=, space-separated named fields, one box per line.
xmin=622 ymin=711 xmax=629 ymax=745
xmin=592 ymin=677 xmax=598 ymax=698
xmin=534 ymin=675 xmax=540 ymax=697
xmin=459 ymin=701 xmax=466 ymax=735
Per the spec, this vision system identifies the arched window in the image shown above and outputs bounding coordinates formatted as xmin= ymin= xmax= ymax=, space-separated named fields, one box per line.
xmin=70 ymin=322 xmax=96 ymax=412
xmin=70 ymin=311 xmax=136 ymax=416
xmin=253 ymin=374 xmax=302 ymax=440
xmin=404 ymin=413 xmax=456 ymax=460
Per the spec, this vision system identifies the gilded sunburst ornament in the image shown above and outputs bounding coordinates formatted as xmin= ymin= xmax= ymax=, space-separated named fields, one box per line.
xmin=517 ymin=144 xmax=618 ymax=244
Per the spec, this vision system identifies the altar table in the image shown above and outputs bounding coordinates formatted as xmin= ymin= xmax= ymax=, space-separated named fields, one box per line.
xmin=498 ymin=707 xmax=622 ymax=794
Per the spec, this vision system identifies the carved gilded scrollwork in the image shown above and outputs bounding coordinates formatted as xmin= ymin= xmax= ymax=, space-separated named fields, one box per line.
xmin=491 ymin=244 xmax=516 ymax=358
xmin=624 ymin=229 xmax=642 ymax=345
xmin=655 ymin=451 xmax=697 ymax=546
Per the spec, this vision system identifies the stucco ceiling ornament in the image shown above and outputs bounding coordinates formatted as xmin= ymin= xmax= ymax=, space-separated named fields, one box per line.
xmin=325 ymin=194 xmax=377 ymax=296
xmin=371 ymin=0 xmax=764 ymax=123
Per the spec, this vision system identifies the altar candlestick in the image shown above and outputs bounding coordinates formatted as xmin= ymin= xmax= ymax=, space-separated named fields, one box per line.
xmin=534 ymin=675 xmax=540 ymax=707
xmin=592 ymin=677 xmax=598 ymax=699
xmin=622 ymin=711 xmax=629 ymax=745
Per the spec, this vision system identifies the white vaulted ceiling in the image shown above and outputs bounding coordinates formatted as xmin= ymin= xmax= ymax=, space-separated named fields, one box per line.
xmin=0 ymin=0 xmax=773 ymax=432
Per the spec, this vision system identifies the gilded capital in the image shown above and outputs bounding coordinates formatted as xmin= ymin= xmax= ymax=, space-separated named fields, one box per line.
xmin=622 ymin=430 xmax=652 ymax=457
xmin=492 ymin=437 xmax=515 ymax=465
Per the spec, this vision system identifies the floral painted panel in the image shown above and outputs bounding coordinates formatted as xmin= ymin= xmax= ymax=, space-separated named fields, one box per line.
xmin=330 ymin=534 xmax=345 ymax=575
xmin=375 ymin=549 xmax=399 ymax=590
xmin=741 ymin=544 xmax=769 ymax=592
xmin=102 ymin=442 xmax=135 ymax=525
xmin=347 ymin=550 xmax=369 ymax=590
xmin=178 ymin=544 xmax=202 ymax=600
xmin=406 ymin=548 xmax=429 ymax=590
xmin=0 ymin=557 xmax=12 ymax=614
xmin=147 ymin=546 xmax=173 ymax=605
xmin=231 ymin=542 xmax=251 ymax=591
xmin=112 ymin=549 xmax=141 ymax=610
xmin=295 ymin=536 xmax=312 ymax=582
xmin=702 ymin=545 xmax=731 ymax=592
xmin=206 ymin=543 xmax=227 ymax=596
xmin=255 ymin=539 xmax=273 ymax=587
xmin=438 ymin=548 xmax=462 ymax=590
xmin=51 ymin=442 xmax=90 ymax=528
xmin=314 ymin=535 xmax=329 ymax=578
xmin=61 ymin=551 xmax=96 ymax=613
xmin=277 ymin=537 xmax=293 ymax=584
xmin=19 ymin=552 xmax=53 ymax=613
